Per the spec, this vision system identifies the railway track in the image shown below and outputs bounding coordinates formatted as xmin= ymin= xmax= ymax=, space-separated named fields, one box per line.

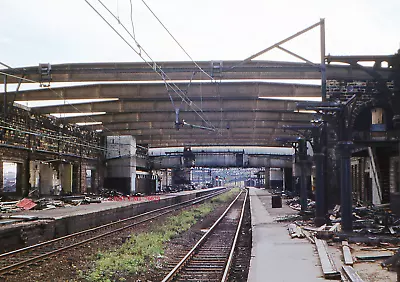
xmin=0 ymin=189 xmax=227 ymax=276
xmin=228 ymin=193 xmax=252 ymax=281
xmin=161 ymin=189 xmax=248 ymax=282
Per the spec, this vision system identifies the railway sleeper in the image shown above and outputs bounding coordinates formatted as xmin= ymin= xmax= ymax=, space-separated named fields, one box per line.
xmin=187 ymin=260 xmax=226 ymax=264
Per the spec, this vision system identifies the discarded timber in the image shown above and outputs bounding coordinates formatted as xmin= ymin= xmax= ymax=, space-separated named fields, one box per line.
xmin=341 ymin=273 xmax=350 ymax=282
xmin=329 ymin=222 xmax=341 ymax=232
xmin=342 ymin=241 xmax=354 ymax=265
xmin=302 ymin=229 xmax=315 ymax=244
xmin=332 ymin=233 xmax=400 ymax=245
xmin=288 ymin=224 xmax=298 ymax=238
xmin=342 ymin=266 xmax=365 ymax=282
xmin=356 ymin=252 xmax=393 ymax=261
xmin=288 ymin=223 xmax=305 ymax=238
xmin=315 ymin=238 xmax=340 ymax=279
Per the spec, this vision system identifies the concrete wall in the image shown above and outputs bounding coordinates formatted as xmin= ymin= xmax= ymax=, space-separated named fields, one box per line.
xmin=60 ymin=163 xmax=73 ymax=194
xmin=105 ymin=136 xmax=137 ymax=194
xmin=39 ymin=163 xmax=57 ymax=195
xmin=248 ymin=156 xmax=292 ymax=168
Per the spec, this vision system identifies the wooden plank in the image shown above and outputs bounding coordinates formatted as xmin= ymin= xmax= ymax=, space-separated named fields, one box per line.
xmin=296 ymin=225 xmax=305 ymax=238
xmin=342 ymin=241 xmax=354 ymax=265
xmin=341 ymin=272 xmax=350 ymax=282
xmin=302 ymin=229 xmax=315 ymax=244
xmin=329 ymin=222 xmax=341 ymax=232
xmin=315 ymin=238 xmax=341 ymax=279
xmin=342 ymin=266 xmax=365 ymax=282
xmin=356 ymin=252 xmax=393 ymax=261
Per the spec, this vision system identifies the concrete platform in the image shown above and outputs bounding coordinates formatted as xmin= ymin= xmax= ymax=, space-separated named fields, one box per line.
xmin=0 ymin=187 xmax=223 ymax=253
xmin=248 ymin=187 xmax=324 ymax=282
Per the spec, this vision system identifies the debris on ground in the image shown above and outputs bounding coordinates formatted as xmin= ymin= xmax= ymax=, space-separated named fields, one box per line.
xmin=0 ymin=194 xmax=103 ymax=214
xmin=282 ymin=193 xmax=400 ymax=280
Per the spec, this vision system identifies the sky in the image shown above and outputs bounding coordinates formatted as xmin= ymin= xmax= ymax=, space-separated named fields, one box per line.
xmin=1 ymin=0 xmax=399 ymax=68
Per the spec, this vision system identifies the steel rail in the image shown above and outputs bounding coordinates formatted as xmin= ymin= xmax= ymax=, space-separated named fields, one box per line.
xmin=221 ymin=189 xmax=248 ymax=282
xmin=161 ymin=189 xmax=245 ymax=282
xmin=0 ymin=188 xmax=227 ymax=275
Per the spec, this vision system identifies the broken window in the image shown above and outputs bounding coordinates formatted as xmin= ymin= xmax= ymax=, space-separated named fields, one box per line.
xmin=3 ymin=162 xmax=17 ymax=193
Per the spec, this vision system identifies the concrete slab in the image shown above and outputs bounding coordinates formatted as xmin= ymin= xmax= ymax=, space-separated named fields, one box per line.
xmin=248 ymin=188 xmax=324 ymax=282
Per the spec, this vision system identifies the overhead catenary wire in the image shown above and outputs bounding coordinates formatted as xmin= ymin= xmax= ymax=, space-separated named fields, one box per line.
xmin=129 ymin=0 xmax=136 ymax=40
xmin=96 ymin=0 xmax=213 ymax=127
xmin=89 ymin=0 xmax=216 ymax=130
xmin=139 ymin=0 xmax=215 ymax=81
xmin=2 ymin=2 xmax=218 ymax=151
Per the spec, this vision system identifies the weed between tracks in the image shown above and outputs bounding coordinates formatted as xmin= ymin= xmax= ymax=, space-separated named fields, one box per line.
xmin=84 ymin=188 xmax=240 ymax=282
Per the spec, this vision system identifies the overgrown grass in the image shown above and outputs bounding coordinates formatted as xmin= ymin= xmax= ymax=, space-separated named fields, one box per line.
xmin=211 ymin=188 xmax=240 ymax=203
xmin=85 ymin=189 xmax=240 ymax=282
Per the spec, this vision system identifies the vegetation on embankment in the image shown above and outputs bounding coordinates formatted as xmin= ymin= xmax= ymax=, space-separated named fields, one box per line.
xmin=85 ymin=188 xmax=241 ymax=282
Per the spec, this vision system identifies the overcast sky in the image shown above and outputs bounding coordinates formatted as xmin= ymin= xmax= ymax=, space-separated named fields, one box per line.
xmin=1 ymin=0 xmax=399 ymax=68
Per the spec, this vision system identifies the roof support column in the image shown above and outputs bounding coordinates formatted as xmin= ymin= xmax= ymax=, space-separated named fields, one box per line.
xmin=298 ymin=138 xmax=308 ymax=213
xmin=339 ymin=141 xmax=353 ymax=232
xmin=314 ymin=152 xmax=326 ymax=226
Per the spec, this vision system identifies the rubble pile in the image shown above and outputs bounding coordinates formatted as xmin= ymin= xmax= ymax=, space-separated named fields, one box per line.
xmin=0 ymin=195 xmax=103 ymax=213
xmin=286 ymin=196 xmax=316 ymax=213
xmin=283 ymin=201 xmax=400 ymax=281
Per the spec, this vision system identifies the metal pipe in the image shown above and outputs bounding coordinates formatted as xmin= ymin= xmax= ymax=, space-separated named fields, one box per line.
xmin=276 ymin=46 xmax=316 ymax=66
xmin=320 ymin=18 xmax=326 ymax=102
xmin=242 ymin=21 xmax=321 ymax=64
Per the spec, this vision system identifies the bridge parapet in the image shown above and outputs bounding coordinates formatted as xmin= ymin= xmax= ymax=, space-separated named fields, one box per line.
xmin=150 ymin=152 xmax=292 ymax=169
